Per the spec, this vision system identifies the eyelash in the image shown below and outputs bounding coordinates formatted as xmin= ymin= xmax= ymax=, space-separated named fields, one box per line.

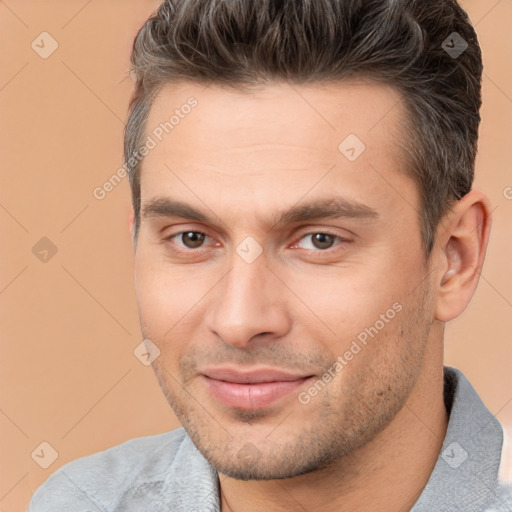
xmin=164 ymin=230 xmax=348 ymax=255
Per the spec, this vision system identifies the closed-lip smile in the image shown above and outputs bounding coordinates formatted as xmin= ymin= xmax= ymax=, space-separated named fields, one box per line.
xmin=200 ymin=366 xmax=315 ymax=410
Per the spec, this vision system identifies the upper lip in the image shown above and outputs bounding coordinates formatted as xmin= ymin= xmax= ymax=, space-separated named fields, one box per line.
xmin=201 ymin=367 xmax=313 ymax=384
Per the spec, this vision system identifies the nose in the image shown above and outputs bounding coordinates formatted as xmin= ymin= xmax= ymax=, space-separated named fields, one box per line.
xmin=204 ymin=249 xmax=292 ymax=348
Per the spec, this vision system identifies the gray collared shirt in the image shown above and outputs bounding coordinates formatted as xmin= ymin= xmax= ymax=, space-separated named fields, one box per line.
xmin=29 ymin=366 xmax=512 ymax=511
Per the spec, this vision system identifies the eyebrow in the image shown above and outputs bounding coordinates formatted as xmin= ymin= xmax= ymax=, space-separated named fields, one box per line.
xmin=142 ymin=196 xmax=379 ymax=228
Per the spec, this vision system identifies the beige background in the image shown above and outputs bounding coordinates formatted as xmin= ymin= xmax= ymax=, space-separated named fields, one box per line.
xmin=0 ymin=1 xmax=511 ymax=510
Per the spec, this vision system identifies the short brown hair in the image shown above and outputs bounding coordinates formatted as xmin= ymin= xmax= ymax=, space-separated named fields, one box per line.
xmin=125 ymin=0 xmax=482 ymax=253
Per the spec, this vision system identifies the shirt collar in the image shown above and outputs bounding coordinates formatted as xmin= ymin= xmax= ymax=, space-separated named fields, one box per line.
xmin=411 ymin=365 xmax=506 ymax=511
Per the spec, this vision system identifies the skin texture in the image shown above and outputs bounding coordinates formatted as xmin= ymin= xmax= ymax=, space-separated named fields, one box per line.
xmin=130 ymin=81 xmax=491 ymax=511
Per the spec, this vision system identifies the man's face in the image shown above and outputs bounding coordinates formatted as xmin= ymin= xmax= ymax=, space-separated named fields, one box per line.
xmin=133 ymin=81 xmax=436 ymax=479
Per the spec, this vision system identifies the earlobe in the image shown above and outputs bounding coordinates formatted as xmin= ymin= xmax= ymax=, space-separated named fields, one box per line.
xmin=434 ymin=190 xmax=492 ymax=322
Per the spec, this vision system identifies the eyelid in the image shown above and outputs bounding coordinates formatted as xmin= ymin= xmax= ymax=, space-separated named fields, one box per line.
xmin=162 ymin=223 xmax=214 ymax=239
xmin=292 ymin=226 xmax=350 ymax=242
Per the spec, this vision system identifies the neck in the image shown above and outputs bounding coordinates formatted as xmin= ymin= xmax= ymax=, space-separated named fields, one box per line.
xmin=219 ymin=358 xmax=448 ymax=512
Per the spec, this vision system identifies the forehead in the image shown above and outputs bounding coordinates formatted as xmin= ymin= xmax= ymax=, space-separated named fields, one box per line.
xmin=139 ymin=80 xmax=415 ymax=223
xmin=144 ymin=79 xmax=407 ymax=158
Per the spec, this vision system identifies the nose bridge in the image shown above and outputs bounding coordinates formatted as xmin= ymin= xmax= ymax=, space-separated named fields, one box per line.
xmin=205 ymin=248 xmax=290 ymax=346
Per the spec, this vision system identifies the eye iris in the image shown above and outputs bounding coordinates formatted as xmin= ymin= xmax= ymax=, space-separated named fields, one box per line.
xmin=312 ymin=233 xmax=334 ymax=249
xmin=182 ymin=232 xmax=205 ymax=248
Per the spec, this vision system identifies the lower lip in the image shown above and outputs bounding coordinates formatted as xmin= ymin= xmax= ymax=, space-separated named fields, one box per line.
xmin=202 ymin=376 xmax=313 ymax=410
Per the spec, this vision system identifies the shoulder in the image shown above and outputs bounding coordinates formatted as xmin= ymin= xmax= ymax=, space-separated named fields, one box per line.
xmin=29 ymin=428 xmax=188 ymax=512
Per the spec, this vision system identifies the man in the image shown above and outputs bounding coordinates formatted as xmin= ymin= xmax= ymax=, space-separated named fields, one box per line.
xmin=30 ymin=0 xmax=511 ymax=510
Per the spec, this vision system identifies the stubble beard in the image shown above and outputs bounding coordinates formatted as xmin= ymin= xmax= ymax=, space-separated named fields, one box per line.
xmin=148 ymin=284 xmax=433 ymax=481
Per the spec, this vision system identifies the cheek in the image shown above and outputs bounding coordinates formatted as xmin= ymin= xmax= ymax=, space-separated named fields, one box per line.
xmin=134 ymin=254 xmax=211 ymax=344
xmin=281 ymin=263 xmax=407 ymax=344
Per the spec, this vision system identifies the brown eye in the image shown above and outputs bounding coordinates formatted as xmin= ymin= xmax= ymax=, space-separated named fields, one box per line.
xmin=310 ymin=233 xmax=336 ymax=249
xmin=180 ymin=231 xmax=206 ymax=248
xmin=295 ymin=232 xmax=341 ymax=251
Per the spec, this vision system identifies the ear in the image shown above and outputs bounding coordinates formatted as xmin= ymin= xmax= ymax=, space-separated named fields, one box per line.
xmin=433 ymin=190 xmax=492 ymax=322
